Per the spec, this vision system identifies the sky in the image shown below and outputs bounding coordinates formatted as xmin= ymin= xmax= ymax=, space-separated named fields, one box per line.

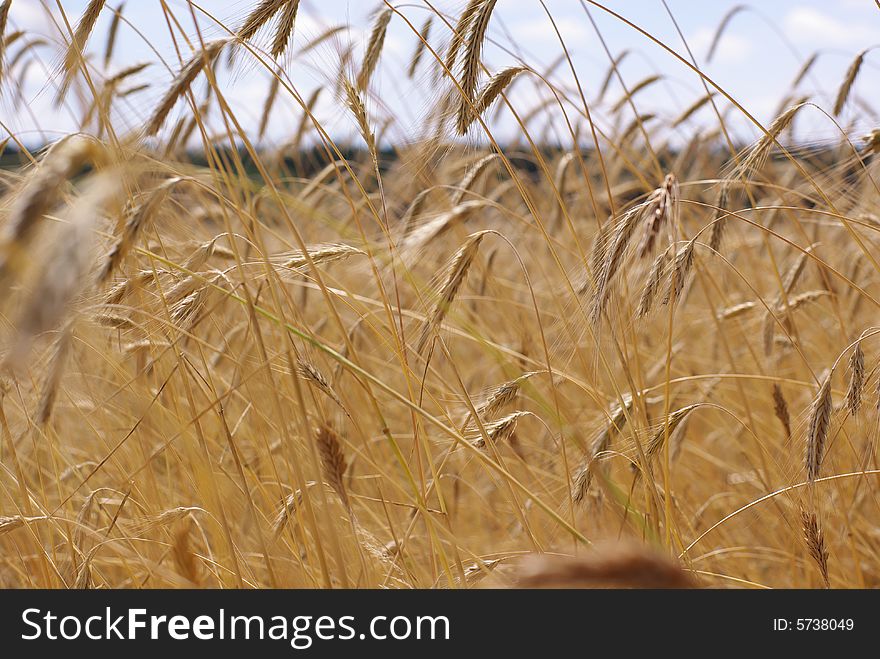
xmin=2 ymin=0 xmax=879 ymax=148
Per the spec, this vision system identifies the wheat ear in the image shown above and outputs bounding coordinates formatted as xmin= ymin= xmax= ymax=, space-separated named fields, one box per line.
xmin=846 ymin=340 xmax=865 ymax=416
xmin=238 ymin=0 xmax=288 ymax=41
xmin=416 ymin=231 xmax=488 ymax=354
xmin=455 ymin=0 xmax=499 ymax=135
xmin=316 ymin=423 xmax=350 ymax=512
xmin=271 ymin=0 xmax=301 ymax=58
xmin=0 ymin=0 xmax=14 ymax=83
xmin=805 ymin=370 xmax=832 ymax=483
xmin=801 ymin=511 xmax=830 ymax=587
xmin=833 ymin=50 xmax=865 ymax=116
xmin=771 ymin=384 xmax=791 ymax=441
xmin=357 ymin=8 xmax=392 ymax=91
xmin=408 ymin=17 xmax=433 ymax=78
xmin=146 ymin=39 xmax=226 ymax=136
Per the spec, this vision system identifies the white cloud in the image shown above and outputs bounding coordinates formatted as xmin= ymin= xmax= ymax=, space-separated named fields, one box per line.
xmin=783 ymin=7 xmax=880 ymax=48
xmin=508 ymin=17 xmax=591 ymax=48
xmin=9 ymin=2 xmax=47 ymax=31
xmin=837 ymin=0 xmax=877 ymax=12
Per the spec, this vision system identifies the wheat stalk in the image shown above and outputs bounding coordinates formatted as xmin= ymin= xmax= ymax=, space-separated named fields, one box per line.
xmin=401 ymin=189 xmax=434 ymax=235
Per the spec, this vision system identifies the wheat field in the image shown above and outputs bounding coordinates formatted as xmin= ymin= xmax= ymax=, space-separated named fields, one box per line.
xmin=0 ymin=0 xmax=878 ymax=589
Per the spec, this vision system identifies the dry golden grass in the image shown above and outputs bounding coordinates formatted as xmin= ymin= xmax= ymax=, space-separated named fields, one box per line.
xmin=0 ymin=0 xmax=879 ymax=590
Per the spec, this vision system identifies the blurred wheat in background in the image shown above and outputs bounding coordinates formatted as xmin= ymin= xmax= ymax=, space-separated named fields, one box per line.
xmin=0 ymin=0 xmax=879 ymax=589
